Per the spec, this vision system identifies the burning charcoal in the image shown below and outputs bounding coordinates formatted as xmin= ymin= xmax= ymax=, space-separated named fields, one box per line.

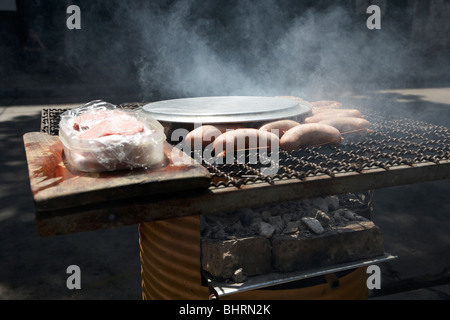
xmin=248 ymin=220 xmax=263 ymax=235
xmin=259 ymin=221 xmax=275 ymax=238
xmin=307 ymin=207 xmax=321 ymax=218
xmin=282 ymin=213 xmax=293 ymax=223
xmin=300 ymin=203 xmax=315 ymax=217
xmin=301 ymin=217 xmax=325 ymax=235
xmin=282 ymin=201 xmax=295 ymax=212
xmin=251 ymin=215 xmax=263 ymax=224
xmin=333 ymin=208 xmax=357 ymax=221
xmin=283 ymin=221 xmax=300 ymax=234
xmin=207 ymin=221 xmax=226 ymax=239
xmin=357 ymin=192 xmax=368 ymax=202
xmin=296 ymin=200 xmax=305 ymax=208
xmin=233 ymin=220 xmax=246 ymax=237
xmin=232 ymin=268 xmax=247 ymax=283
xmin=269 ymin=216 xmax=285 ymax=234
xmin=353 ymin=213 xmax=369 ymax=222
xmin=310 ymin=197 xmax=329 ymax=213
xmin=339 ymin=193 xmax=363 ymax=208
xmin=343 ymin=210 xmax=356 ymax=220
xmin=314 ymin=210 xmax=331 ymax=227
xmin=270 ymin=204 xmax=282 ymax=215
xmin=338 ymin=193 xmax=352 ymax=205
xmin=332 ymin=210 xmax=342 ymax=222
xmin=238 ymin=208 xmax=257 ymax=227
xmin=333 ymin=208 xmax=346 ymax=215
xmin=299 ymin=199 xmax=312 ymax=210
xmin=209 ymin=222 xmax=221 ymax=233
xmin=348 ymin=199 xmax=364 ymax=209
xmin=224 ymin=223 xmax=237 ymax=235
xmin=324 ymin=196 xmax=340 ymax=211
xmin=261 ymin=210 xmax=271 ymax=222
xmin=290 ymin=210 xmax=303 ymax=222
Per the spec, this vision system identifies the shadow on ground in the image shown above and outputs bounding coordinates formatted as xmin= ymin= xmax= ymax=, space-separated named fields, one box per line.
xmin=0 ymin=111 xmax=142 ymax=299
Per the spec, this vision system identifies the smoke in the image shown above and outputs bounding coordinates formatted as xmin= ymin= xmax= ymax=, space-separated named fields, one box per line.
xmin=133 ymin=1 xmax=419 ymax=101
xmin=134 ymin=0 xmax=269 ymax=98
xmin=66 ymin=0 xmax=438 ymax=102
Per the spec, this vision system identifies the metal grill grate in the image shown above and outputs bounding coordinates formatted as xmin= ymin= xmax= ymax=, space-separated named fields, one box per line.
xmin=41 ymin=105 xmax=450 ymax=190
xmin=200 ymin=111 xmax=450 ymax=189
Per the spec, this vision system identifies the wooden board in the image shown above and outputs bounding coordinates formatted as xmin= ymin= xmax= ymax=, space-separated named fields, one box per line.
xmin=23 ymin=132 xmax=211 ymax=212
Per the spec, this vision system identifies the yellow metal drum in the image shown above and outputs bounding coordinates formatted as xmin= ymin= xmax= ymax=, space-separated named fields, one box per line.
xmin=139 ymin=215 xmax=368 ymax=300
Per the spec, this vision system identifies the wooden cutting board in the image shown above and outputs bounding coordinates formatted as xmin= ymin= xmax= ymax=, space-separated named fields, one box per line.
xmin=23 ymin=132 xmax=211 ymax=212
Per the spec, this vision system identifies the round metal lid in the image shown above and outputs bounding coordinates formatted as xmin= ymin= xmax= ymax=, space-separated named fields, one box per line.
xmin=142 ymin=96 xmax=311 ymax=124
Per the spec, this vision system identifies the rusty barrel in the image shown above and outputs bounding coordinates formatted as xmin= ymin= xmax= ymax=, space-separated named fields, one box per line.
xmin=139 ymin=215 xmax=369 ymax=300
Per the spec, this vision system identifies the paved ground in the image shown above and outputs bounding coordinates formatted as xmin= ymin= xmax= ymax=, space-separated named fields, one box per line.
xmin=1 ymin=81 xmax=449 ymax=300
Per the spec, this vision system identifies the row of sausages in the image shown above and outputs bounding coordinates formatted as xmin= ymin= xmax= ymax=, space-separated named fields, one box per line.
xmin=184 ymin=99 xmax=371 ymax=153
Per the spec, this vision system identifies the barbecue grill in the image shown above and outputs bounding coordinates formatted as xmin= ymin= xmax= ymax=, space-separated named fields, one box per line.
xmin=28 ymin=98 xmax=450 ymax=299
xmin=41 ymin=101 xmax=450 ymax=182
xmin=38 ymin=102 xmax=450 ymax=216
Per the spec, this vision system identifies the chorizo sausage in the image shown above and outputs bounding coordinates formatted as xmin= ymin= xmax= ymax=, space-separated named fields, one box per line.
xmin=312 ymin=108 xmax=363 ymax=116
xmin=185 ymin=125 xmax=222 ymax=149
xmin=185 ymin=124 xmax=242 ymax=148
xmin=304 ymin=109 xmax=363 ymax=123
xmin=318 ymin=117 xmax=371 ymax=134
xmin=310 ymin=100 xmax=342 ymax=110
xmin=213 ymin=128 xmax=279 ymax=154
xmin=280 ymin=124 xmax=343 ymax=151
xmin=259 ymin=119 xmax=301 ymax=137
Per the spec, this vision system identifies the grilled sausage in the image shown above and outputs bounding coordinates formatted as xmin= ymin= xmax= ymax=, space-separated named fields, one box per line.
xmin=280 ymin=124 xmax=343 ymax=151
xmin=312 ymin=108 xmax=363 ymax=116
xmin=185 ymin=124 xmax=242 ymax=149
xmin=185 ymin=125 xmax=223 ymax=149
xmin=259 ymin=119 xmax=301 ymax=137
xmin=305 ymin=109 xmax=364 ymax=123
xmin=213 ymin=128 xmax=279 ymax=154
xmin=310 ymin=100 xmax=342 ymax=110
xmin=318 ymin=117 xmax=371 ymax=134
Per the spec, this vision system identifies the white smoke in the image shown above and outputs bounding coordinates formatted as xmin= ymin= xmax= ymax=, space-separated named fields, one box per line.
xmin=129 ymin=1 xmax=418 ymax=102
xmin=68 ymin=0 xmax=439 ymax=105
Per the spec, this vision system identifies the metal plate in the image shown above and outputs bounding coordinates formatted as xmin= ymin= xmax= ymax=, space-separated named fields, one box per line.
xmin=142 ymin=96 xmax=312 ymax=124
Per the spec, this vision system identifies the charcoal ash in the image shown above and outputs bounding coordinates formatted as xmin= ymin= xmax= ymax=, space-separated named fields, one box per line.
xmin=200 ymin=191 xmax=382 ymax=283
xmin=201 ymin=193 xmax=371 ymax=241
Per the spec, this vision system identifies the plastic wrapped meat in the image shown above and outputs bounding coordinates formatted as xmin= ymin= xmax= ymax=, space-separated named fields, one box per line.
xmin=58 ymin=100 xmax=166 ymax=172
